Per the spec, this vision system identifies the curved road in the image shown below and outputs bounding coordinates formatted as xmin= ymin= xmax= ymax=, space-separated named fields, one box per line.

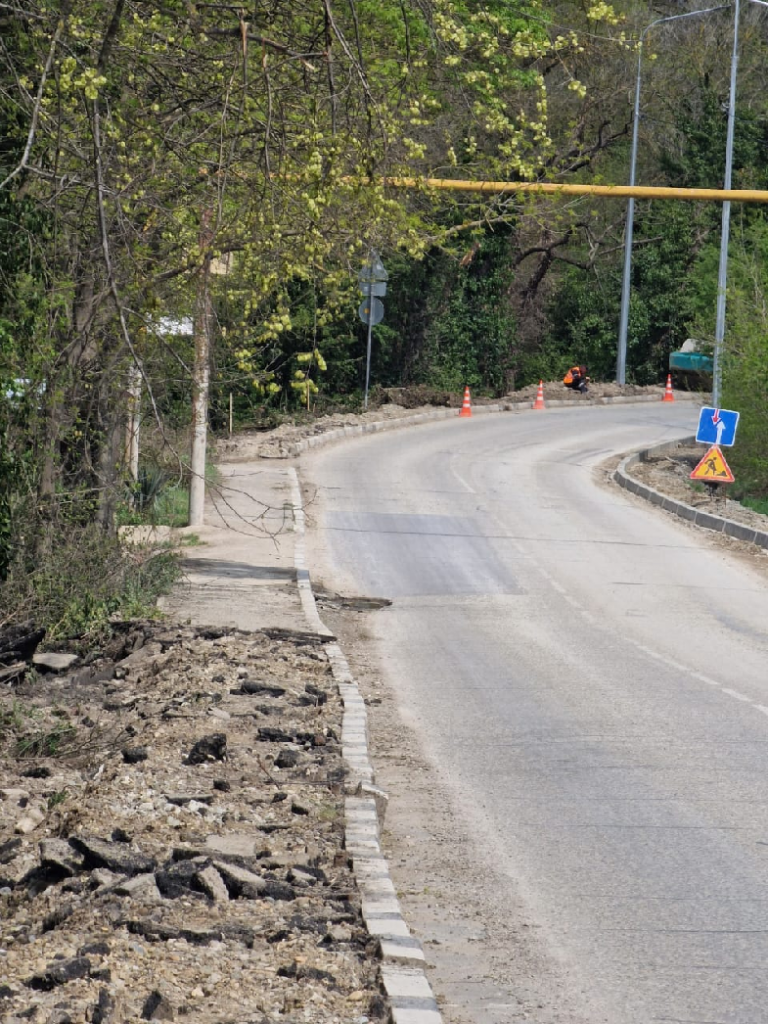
xmin=302 ymin=403 xmax=768 ymax=1024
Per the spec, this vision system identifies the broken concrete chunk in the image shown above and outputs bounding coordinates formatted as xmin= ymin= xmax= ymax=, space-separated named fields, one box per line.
xmin=185 ymin=733 xmax=227 ymax=765
xmin=0 ymin=838 xmax=23 ymax=864
xmin=32 ymin=651 xmax=79 ymax=672
xmin=15 ymin=805 xmax=45 ymax=835
xmin=274 ymin=748 xmax=300 ymax=769
xmin=70 ymin=835 xmax=156 ymax=875
xmin=195 ymin=864 xmax=230 ymax=903
xmin=211 ymin=860 xmax=266 ymax=899
xmin=122 ymin=746 xmax=149 ymax=764
xmin=39 ymin=839 xmax=85 ymax=877
xmin=141 ymin=987 xmax=176 ymax=1020
xmin=113 ymin=873 xmax=161 ymax=900
xmin=25 ymin=956 xmax=91 ymax=991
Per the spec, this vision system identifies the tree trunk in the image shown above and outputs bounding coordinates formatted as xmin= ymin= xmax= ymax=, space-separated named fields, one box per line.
xmin=189 ymin=251 xmax=212 ymax=528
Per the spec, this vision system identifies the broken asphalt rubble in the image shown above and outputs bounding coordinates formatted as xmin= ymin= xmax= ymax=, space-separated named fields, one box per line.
xmin=0 ymin=455 xmax=424 ymax=1024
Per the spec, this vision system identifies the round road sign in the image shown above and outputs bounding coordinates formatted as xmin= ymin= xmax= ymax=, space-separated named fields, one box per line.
xmin=359 ymin=297 xmax=384 ymax=325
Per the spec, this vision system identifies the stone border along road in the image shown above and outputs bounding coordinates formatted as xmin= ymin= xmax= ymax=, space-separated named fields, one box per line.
xmin=614 ymin=437 xmax=768 ymax=549
xmin=278 ymin=390 xmax=721 ymax=1024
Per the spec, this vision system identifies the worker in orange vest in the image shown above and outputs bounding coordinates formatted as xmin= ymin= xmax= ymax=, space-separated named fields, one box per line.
xmin=563 ymin=364 xmax=589 ymax=395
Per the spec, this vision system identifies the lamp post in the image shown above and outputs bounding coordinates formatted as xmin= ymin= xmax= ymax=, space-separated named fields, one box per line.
xmin=712 ymin=0 xmax=741 ymax=406
xmin=617 ymin=4 xmax=731 ymax=385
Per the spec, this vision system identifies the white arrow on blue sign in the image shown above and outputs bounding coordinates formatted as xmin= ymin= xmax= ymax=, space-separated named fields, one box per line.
xmin=696 ymin=406 xmax=740 ymax=447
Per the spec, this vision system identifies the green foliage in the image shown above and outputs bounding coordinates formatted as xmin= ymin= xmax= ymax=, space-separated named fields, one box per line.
xmin=719 ymin=218 xmax=768 ymax=497
xmin=1 ymin=517 xmax=181 ymax=639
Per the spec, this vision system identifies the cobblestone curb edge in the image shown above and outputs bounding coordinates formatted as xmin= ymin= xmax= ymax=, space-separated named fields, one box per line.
xmin=614 ymin=438 xmax=768 ymax=549
xmin=288 ymin=469 xmax=442 ymax=1024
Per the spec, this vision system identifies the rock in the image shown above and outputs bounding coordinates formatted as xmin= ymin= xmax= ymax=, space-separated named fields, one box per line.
xmin=204 ymin=834 xmax=258 ymax=858
xmin=195 ymin=865 xmax=229 ymax=903
xmin=45 ymin=1009 xmax=74 ymax=1023
xmin=163 ymin=793 xmax=213 ymax=807
xmin=0 ymin=838 xmax=23 ymax=864
xmin=25 ymin=956 xmax=91 ymax=991
xmin=257 ymin=727 xmax=294 ymax=743
xmin=90 ymin=868 xmax=120 ymax=890
xmin=1 ymin=788 xmax=30 ymax=805
xmin=32 ymin=651 xmax=79 ymax=673
xmin=115 ymin=643 xmax=163 ymax=675
xmin=185 ymin=733 xmax=227 ymax=765
xmin=39 ymin=839 xmax=85 ymax=877
xmin=211 ymin=860 xmax=266 ymax=899
xmin=121 ymin=746 xmax=149 ymax=764
xmin=141 ymin=988 xmax=176 ymax=1020
xmin=41 ymin=904 xmax=73 ymax=933
xmin=304 ymin=682 xmax=328 ymax=705
xmin=274 ymin=748 xmax=300 ymax=769
xmin=78 ymin=941 xmax=110 ymax=957
xmin=15 ymin=805 xmax=45 ymax=835
xmin=113 ymin=873 xmax=161 ymax=900
xmin=236 ymin=681 xmax=286 ymax=697
xmin=0 ymin=621 xmax=46 ymax=664
xmin=290 ymin=800 xmax=311 ymax=816
xmin=276 ymin=960 xmax=337 ymax=985
xmin=91 ymin=987 xmax=121 ymax=1024
xmin=262 ymin=880 xmax=296 ymax=901
xmin=155 ymin=858 xmax=208 ymax=899
xmin=70 ymin=836 xmax=156 ymax=876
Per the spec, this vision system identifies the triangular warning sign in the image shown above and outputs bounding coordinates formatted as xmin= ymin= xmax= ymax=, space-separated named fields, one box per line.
xmin=690 ymin=444 xmax=735 ymax=483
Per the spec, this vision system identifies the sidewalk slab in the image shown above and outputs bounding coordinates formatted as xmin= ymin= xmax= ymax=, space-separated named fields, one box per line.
xmin=159 ymin=461 xmax=306 ymax=633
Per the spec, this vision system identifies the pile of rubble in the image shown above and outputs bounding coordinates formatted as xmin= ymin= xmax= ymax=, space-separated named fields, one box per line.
xmin=0 ymin=621 xmax=385 ymax=1023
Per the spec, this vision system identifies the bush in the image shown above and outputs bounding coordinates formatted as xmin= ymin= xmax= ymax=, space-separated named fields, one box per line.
xmin=0 ymin=520 xmax=181 ymax=640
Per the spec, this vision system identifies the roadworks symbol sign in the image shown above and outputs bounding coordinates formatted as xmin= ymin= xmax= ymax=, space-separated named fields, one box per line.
xmin=690 ymin=444 xmax=735 ymax=483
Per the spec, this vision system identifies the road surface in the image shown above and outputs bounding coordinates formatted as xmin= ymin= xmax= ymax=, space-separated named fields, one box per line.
xmin=302 ymin=403 xmax=768 ymax=1024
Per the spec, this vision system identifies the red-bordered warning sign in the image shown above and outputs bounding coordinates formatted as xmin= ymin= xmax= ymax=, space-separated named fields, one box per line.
xmin=690 ymin=445 xmax=735 ymax=483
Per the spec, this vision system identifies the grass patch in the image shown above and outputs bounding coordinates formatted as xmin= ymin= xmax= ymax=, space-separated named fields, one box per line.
xmin=739 ymin=495 xmax=768 ymax=518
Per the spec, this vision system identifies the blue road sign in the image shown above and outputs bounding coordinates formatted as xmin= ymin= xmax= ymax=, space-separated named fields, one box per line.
xmin=696 ymin=406 xmax=739 ymax=447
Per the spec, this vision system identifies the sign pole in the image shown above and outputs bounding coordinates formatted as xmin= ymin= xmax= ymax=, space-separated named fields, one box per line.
xmin=364 ymin=300 xmax=373 ymax=411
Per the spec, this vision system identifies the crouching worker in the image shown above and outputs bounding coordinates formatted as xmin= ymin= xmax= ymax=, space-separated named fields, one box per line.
xmin=563 ymin=365 xmax=589 ymax=394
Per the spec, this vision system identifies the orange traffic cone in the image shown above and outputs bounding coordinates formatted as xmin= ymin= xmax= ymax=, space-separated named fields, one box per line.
xmin=532 ymin=380 xmax=546 ymax=410
xmin=459 ymin=386 xmax=472 ymax=418
xmin=662 ymin=374 xmax=675 ymax=402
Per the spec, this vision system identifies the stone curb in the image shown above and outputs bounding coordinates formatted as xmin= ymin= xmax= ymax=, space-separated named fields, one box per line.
xmin=287 ymin=469 xmax=442 ymax=1024
xmin=614 ymin=437 xmax=768 ymax=549
xmin=285 ymin=391 xmax=700 ymax=456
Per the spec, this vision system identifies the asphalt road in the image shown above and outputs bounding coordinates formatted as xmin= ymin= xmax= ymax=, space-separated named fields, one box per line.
xmin=302 ymin=403 xmax=768 ymax=1024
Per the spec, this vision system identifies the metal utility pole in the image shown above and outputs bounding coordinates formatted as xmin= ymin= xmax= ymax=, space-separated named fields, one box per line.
xmin=713 ymin=0 xmax=741 ymax=407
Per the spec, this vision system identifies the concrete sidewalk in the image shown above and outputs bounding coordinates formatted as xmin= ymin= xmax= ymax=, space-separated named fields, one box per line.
xmin=158 ymin=460 xmax=306 ymax=632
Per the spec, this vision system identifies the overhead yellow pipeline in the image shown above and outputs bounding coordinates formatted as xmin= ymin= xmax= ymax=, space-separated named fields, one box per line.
xmin=370 ymin=177 xmax=768 ymax=204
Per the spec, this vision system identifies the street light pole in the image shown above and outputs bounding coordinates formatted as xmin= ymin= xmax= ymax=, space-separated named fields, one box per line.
xmin=617 ymin=5 xmax=731 ymax=385
xmin=712 ymin=0 xmax=741 ymax=407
